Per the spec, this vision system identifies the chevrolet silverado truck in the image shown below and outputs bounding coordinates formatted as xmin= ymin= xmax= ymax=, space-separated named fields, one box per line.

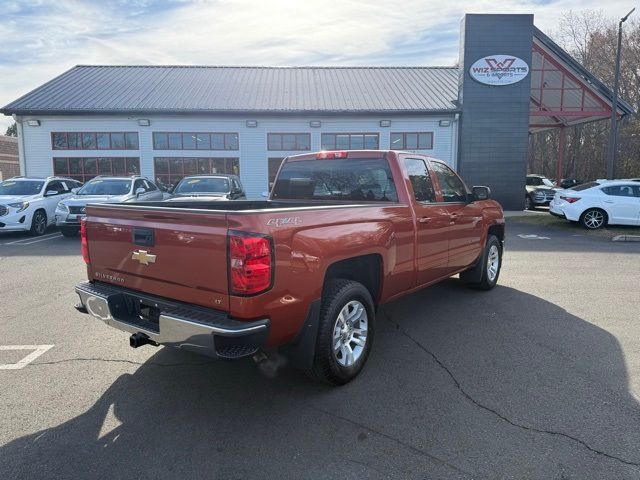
xmin=74 ymin=150 xmax=505 ymax=385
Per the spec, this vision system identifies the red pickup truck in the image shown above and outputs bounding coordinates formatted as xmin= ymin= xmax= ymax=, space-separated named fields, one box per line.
xmin=74 ymin=150 xmax=504 ymax=384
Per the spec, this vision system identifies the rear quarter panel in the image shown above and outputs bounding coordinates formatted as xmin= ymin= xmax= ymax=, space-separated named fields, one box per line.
xmin=227 ymin=205 xmax=415 ymax=347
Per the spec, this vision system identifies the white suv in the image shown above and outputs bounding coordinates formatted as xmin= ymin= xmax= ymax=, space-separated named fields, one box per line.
xmin=0 ymin=176 xmax=82 ymax=236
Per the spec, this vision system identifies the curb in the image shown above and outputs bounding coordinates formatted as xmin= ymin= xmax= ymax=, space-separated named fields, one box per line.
xmin=612 ymin=235 xmax=640 ymax=242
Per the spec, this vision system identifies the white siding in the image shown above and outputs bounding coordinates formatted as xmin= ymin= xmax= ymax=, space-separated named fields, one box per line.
xmin=18 ymin=114 xmax=457 ymax=198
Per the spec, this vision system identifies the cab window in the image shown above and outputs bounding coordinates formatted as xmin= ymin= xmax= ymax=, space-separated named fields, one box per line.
xmin=403 ymin=158 xmax=436 ymax=203
xmin=431 ymin=162 xmax=467 ymax=203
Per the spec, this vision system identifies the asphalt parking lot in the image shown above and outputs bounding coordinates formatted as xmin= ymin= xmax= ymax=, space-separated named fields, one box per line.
xmin=1 ymin=220 xmax=639 ymax=479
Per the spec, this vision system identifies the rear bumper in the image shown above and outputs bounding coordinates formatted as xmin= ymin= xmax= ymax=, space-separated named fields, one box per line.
xmin=74 ymin=281 xmax=269 ymax=359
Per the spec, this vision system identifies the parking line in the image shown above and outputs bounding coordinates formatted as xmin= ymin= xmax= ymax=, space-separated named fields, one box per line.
xmin=3 ymin=232 xmax=61 ymax=245
xmin=0 ymin=345 xmax=54 ymax=370
xmin=17 ymin=234 xmax=64 ymax=245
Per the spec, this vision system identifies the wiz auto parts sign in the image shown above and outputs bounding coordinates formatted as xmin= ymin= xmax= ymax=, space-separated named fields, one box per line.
xmin=470 ymin=55 xmax=529 ymax=86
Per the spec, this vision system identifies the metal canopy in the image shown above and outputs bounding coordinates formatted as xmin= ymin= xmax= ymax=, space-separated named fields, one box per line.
xmin=529 ymin=29 xmax=634 ymax=133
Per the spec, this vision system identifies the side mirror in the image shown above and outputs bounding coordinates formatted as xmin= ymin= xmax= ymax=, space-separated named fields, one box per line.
xmin=472 ymin=186 xmax=491 ymax=201
xmin=71 ymin=187 xmax=79 ymax=194
xmin=45 ymin=190 xmax=58 ymax=196
xmin=135 ymin=187 xmax=145 ymax=197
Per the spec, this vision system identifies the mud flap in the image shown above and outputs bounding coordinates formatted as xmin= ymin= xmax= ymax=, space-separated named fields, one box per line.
xmin=280 ymin=299 xmax=321 ymax=371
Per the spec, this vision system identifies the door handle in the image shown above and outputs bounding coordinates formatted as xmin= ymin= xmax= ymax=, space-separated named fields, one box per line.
xmin=603 ymin=200 xmax=614 ymax=204
xmin=418 ymin=217 xmax=431 ymax=224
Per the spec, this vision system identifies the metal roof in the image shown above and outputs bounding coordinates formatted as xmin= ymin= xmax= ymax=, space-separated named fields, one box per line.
xmin=1 ymin=66 xmax=460 ymax=116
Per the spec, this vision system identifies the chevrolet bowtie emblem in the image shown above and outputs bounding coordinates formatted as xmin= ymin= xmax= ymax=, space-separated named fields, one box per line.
xmin=131 ymin=250 xmax=156 ymax=265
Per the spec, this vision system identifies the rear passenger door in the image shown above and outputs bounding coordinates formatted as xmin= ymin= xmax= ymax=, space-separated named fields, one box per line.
xmin=601 ymin=185 xmax=640 ymax=225
xmin=429 ymin=161 xmax=484 ymax=271
xmin=402 ymin=156 xmax=452 ymax=285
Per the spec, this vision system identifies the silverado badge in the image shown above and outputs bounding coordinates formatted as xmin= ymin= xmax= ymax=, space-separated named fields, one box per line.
xmin=131 ymin=250 xmax=156 ymax=265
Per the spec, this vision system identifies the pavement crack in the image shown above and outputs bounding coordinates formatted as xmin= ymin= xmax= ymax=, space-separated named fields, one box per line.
xmin=380 ymin=307 xmax=640 ymax=469
xmin=312 ymin=405 xmax=475 ymax=478
xmin=30 ymin=357 xmax=215 ymax=368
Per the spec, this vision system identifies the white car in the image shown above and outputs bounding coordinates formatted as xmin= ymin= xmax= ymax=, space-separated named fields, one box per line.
xmin=550 ymin=180 xmax=640 ymax=229
xmin=0 ymin=176 xmax=82 ymax=236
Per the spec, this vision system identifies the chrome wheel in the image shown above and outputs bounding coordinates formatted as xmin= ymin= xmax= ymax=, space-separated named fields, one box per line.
xmin=583 ymin=209 xmax=605 ymax=229
xmin=487 ymin=244 xmax=500 ymax=282
xmin=332 ymin=300 xmax=368 ymax=367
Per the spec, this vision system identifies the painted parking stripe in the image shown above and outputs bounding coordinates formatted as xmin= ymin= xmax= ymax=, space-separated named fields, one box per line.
xmin=0 ymin=345 xmax=54 ymax=370
xmin=3 ymin=232 xmax=61 ymax=245
xmin=17 ymin=234 xmax=64 ymax=245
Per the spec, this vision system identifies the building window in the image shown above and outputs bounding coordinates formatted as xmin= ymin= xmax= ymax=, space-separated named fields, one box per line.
xmin=267 ymin=133 xmax=310 ymax=151
xmin=390 ymin=132 xmax=433 ymax=150
xmin=51 ymin=132 xmax=139 ymax=150
xmin=268 ymin=157 xmax=285 ymax=189
xmin=153 ymin=157 xmax=240 ymax=189
xmin=153 ymin=132 xmax=239 ymax=150
xmin=321 ymin=133 xmax=379 ymax=150
xmin=52 ymin=157 xmax=140 ymax=183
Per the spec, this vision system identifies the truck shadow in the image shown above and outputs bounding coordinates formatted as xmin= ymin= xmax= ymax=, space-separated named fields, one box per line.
xmin=2 ymin=281 xmax=639 ymax=479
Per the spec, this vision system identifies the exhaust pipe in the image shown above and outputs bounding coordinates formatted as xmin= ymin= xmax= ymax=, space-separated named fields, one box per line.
xmin=129 ymin=332 xmax=153 ymax=348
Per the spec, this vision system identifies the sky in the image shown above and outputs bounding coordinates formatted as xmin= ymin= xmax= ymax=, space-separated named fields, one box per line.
xmin=0 ymin=0 xmax=630 ymax=131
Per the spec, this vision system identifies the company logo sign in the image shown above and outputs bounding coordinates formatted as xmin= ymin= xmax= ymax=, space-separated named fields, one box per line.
xmin=470 ymin=55 xmax=529 ymax=86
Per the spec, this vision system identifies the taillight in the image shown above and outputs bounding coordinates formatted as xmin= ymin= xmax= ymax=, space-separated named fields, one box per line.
xmin=317 ymin=151 xmax=348 ymax=159
xmin=80 ymin=218 xmax=90 ymax=264
xmin=560 ymin=196 xmax=580 ymax=203
xmin=228 ymin=231 xmax=273 ymax=295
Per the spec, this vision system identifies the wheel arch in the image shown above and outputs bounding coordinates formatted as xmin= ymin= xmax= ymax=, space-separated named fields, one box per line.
xmin=322 ymin=254 xmax=383 ymax=306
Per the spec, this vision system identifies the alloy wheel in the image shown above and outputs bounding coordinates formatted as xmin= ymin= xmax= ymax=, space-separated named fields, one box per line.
xmin=487 ymin=244 xmax=500 ymax=281
xmin=332 ymin=300 xmax=368 ymax=367
xmin=583 ymin=210 xmax=605 ymax=229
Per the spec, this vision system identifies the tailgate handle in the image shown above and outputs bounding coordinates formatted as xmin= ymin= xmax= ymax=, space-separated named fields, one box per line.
xmin=133 ymin=228 xmax=154 ymax=247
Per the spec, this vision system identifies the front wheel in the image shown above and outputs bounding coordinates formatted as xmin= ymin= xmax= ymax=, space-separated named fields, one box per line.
xmin=309 ymin=279 xmax=375 ymax=385
xmin=460 ymin=234 xmax=502 ymax=290
xmin=29 ymin=210 xmax=47 ymax=236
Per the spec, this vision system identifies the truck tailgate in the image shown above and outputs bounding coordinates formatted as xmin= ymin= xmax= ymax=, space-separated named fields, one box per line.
xmin=85 ymin=205 xmax=230 ymax=310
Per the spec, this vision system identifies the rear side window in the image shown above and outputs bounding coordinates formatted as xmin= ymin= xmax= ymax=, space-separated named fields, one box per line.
xmin=403 ymin=158 xmax=436 ymax=203
xmin=272 ymin=158 xmax=398 ymax=202
xmin=431 ymin=161 xmax=468 ymax=203
xmin=571 ymin=182 xmax=599 ymax=191
xmin=602 ymin=185 xmax=639 ymax=197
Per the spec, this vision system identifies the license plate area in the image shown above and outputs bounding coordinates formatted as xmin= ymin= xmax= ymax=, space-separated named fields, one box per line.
xmin=108 ymin=294 xmax=161 ymax=333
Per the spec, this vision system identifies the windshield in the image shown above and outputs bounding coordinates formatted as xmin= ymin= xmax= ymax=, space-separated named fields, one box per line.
xmin=541 ymin=177 xmax=555 ymax=187
xmin=77 ymin=179 xmax=132 ymax=196
xmin=0 ymin=180 xmax=44 ymax=196
xmin=272 ymin=158 xmax=398 ymax=202
xmin=174 ymin=177 xmax=230 ymax=194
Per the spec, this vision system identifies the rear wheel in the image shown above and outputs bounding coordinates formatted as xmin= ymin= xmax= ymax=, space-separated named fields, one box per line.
xmin=29 ymin=210 xmax=47 ymax=236
xmin=60 ymin=226 xmax=79 ymax=237
xmin=580 ymin=208 xmax=607 ymax=229
xmin=309 ymin=279 xmax=375 ymax=385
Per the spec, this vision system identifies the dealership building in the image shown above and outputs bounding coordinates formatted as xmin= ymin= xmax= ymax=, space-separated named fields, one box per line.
xmin=1 ymin=14 xmax=633 ymax=209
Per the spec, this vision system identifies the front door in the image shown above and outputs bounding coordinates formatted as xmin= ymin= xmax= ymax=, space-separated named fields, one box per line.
xmin=429 ymin=161 xmax=484 ymax=271
xmin=402 ymin=156 xmax=452 ymax=286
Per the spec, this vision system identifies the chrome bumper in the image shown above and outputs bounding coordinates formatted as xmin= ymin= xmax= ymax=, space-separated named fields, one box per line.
xmin=75 ymin=281 xmax=269 ymax=359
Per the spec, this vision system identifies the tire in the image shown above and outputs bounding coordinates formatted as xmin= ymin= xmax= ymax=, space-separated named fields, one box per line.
xmin=461 ymin=235 xmax=502 ymax=290
xmin=60 ymin=226 xmax=79 ymax=237
xmin=525 ymin=195 xmax=535 ymax=210
xmin=29 ymin=210 xmax=48 ymax=236
xmin=309 ymin=279 xmax=375 ymax=385
xmin=580 ymin=208 xmax=607 ymax=230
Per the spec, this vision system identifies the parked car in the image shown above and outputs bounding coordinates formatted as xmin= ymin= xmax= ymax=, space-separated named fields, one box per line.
xmin=559 ymin=178 xmax=584 ymax=189
xmin=74 ymin=150 xmax=505 ymax=385
xmin=550 ymin=180 xmax=640 ymax=229
xmin=525 ymin=174 xmax=558 ymax=210
xmin=0 ymin=176 xmax=82 ymax=236
xmin=165 ymin=174 xmax=246 ymax=202
xmin=55 ymin=176 xmax=164 ymax=237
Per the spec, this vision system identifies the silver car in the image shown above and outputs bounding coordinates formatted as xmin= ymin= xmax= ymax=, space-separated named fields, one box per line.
xmin=55 ymin=176 xmax=164 ymax=237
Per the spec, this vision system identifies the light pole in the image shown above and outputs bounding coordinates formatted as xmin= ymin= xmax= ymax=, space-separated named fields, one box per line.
xmin=607 ymin=7 xmax=635 ymax=180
